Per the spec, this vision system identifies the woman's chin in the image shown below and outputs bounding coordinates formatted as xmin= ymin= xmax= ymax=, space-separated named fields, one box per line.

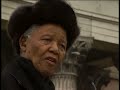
xmin=38 ymin=69 xmax=56 ymax=77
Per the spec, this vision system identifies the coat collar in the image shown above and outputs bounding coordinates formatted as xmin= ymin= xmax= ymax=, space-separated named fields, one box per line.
xmin=14 ymin=55 xmax=55 ymax=90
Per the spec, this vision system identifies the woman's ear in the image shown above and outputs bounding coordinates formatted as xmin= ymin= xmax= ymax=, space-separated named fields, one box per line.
xmin=19 ymin=35 xmax=28 ymax=53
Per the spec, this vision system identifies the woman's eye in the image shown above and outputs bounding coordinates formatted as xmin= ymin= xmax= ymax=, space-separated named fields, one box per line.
xmin=41 ymin=38 xmax=51 ymax=44
xmin=44 ymin=38 xmax=51 ymax=41
xmin=60 ymin=44 xmax=66 ymax=50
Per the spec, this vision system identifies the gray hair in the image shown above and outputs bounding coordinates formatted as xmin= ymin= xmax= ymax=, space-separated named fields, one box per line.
xmin=20 ymin=24 xmax=40 ymax=55
xmin=23 ymin=24 xmax=40 ymax=38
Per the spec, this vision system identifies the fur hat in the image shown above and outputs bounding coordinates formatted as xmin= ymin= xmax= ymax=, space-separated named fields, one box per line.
xmin=7 ymin=0 xmax=80 ymax=54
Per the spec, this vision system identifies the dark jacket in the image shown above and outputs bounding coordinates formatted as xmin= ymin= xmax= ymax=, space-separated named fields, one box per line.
xmin=1 ymin=56 xmax=55 ymax=90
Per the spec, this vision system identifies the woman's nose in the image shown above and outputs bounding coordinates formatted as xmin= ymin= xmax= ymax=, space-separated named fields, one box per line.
xmin=49 ymin=42 xmax=59 ymax=55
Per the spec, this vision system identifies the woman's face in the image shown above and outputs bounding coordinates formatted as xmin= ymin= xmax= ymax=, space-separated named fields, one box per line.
xmin=20 ymin=24 xmax=67 ymax=76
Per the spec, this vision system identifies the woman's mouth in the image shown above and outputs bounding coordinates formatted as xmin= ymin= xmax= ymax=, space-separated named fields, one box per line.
xmin=45 ymin=57 xmax=57 ymax=65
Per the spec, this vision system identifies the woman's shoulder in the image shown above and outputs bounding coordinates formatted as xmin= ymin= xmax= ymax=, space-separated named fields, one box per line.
xmin=2 ymin=59 xmax=20 ymax=75
xmin=1 ymin=58 xmax=34 ymax=90
xmin=1 ymin=55 xmax=26 ymax=76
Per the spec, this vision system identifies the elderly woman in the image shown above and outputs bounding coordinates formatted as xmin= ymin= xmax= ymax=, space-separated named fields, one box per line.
xmin=1 ymin=0 xmax=80 ymax=90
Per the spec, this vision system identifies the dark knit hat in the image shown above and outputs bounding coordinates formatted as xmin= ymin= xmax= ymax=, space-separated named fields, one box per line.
xmin=7 ymin=0 xmax=80 ymax=54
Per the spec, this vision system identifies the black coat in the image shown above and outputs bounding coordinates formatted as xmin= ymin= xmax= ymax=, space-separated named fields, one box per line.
xmin=1 ymin=56 xmax=55 ymax=90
